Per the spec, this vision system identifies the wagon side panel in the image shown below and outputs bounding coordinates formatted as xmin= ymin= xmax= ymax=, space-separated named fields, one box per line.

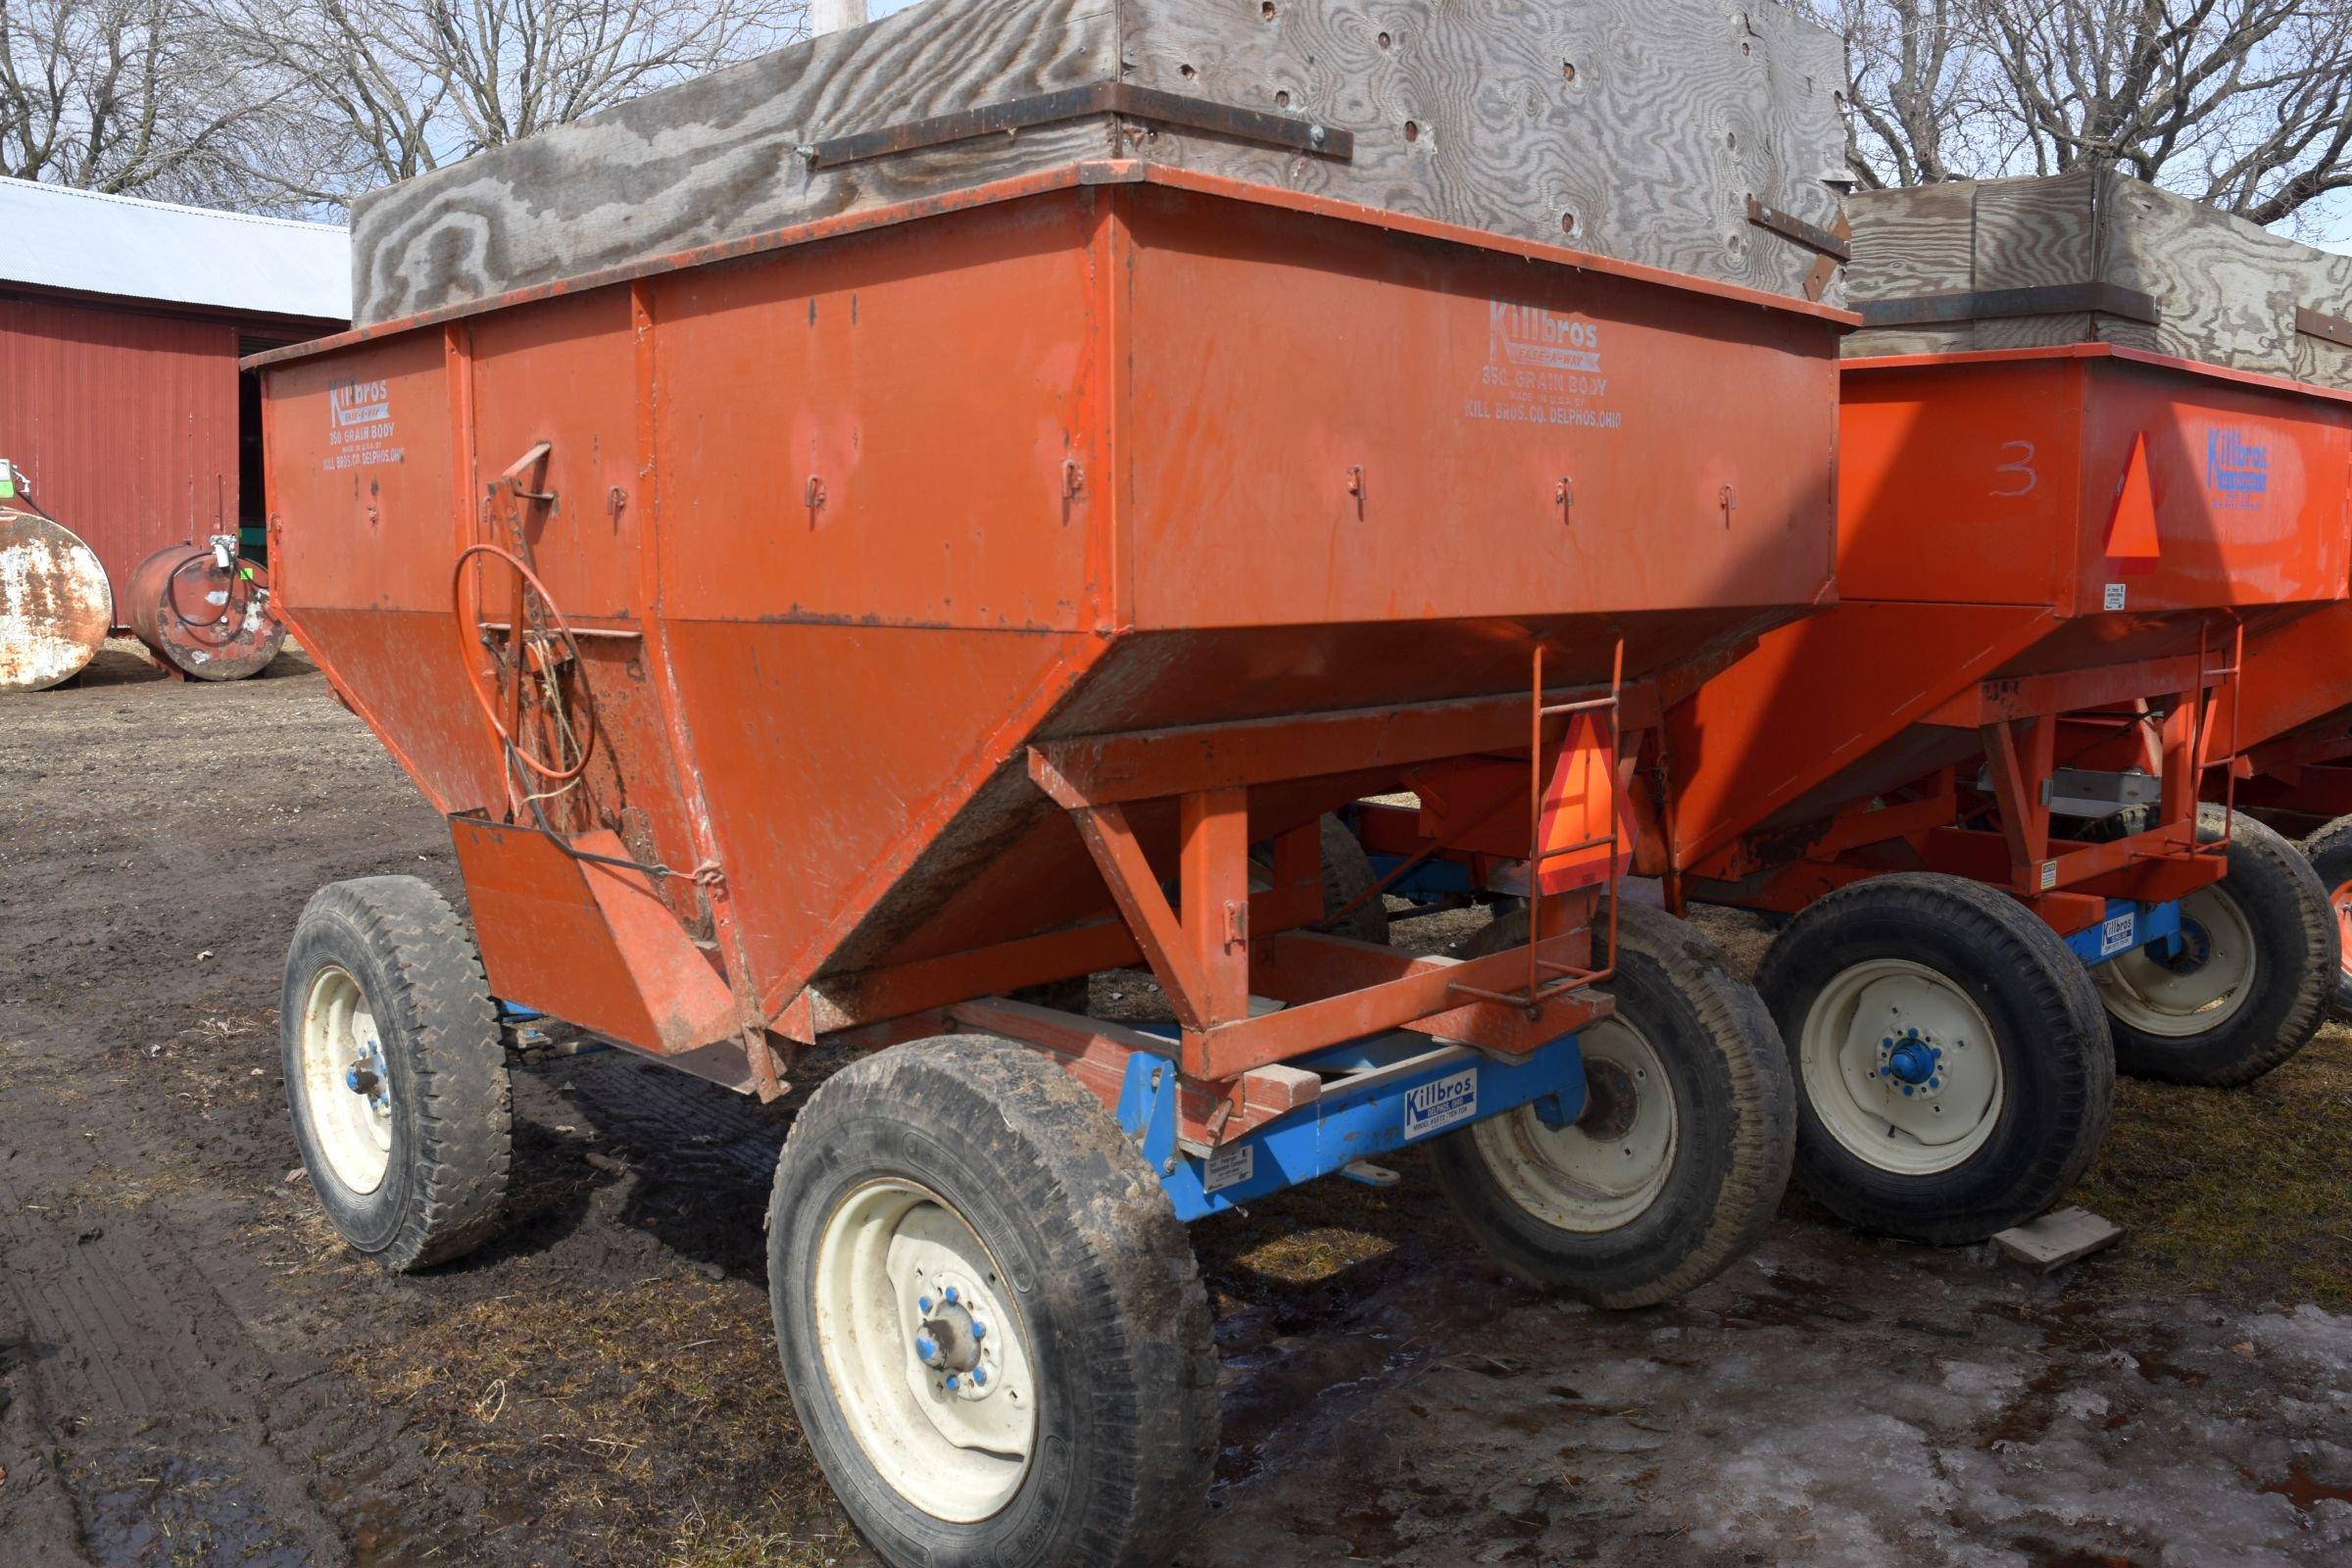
xmin=645 ymin=194 xmax=1117 ymax=1004
xmin=263 ymin=331 xmax=506 ymax=816
xmin=1118 ymin=183 xmax=1841 ymax=669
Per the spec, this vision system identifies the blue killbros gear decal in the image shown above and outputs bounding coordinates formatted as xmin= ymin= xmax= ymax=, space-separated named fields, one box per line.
xmin=1403 ymin=1066 xmax=1479 ymax=1141
xmin=2207 ymin=428 xmax=2269 ymax=510
xmin=2100 ymin=910 xmax=2135 ymax=957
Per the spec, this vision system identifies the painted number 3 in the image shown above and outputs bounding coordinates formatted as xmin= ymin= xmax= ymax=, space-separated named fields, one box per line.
xmin=1993 ymin=440 xmax=2038 ymax=498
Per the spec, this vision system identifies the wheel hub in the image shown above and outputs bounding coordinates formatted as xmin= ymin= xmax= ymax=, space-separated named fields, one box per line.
xmin=2094 ymin=883 xmax=2256 ymax=1037
xmin=1577 ymin=1058 xmax=1641 ymax=1142
xmin=914 ymin=1287 xmax=990 ymax=1382
xmin=1798 ymin=957 xmax=2004 ymax=1177
xmin=812 ymin=1181 xmax=1036 ymax=1522
xmin=297 ymin=964 xmax=395 ymax=1195
xmin=1879 ymin=1029 xmax=1943 ymax=1094
xmin=2156 ymin=917 xmax=2213 ymax=975
xmin=344 ymin=1038 xmax=391 ymax=1116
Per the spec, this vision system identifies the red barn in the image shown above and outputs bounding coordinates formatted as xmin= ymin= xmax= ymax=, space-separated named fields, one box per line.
xmin=0 ymin=176 xmax=348 ymax=617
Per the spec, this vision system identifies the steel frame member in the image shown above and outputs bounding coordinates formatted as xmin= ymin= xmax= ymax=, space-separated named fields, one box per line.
xmin=819 ymin=650 xmax=1633 ymax=1184
xmin=1678 ymin=642 xmax=2236 ymax=946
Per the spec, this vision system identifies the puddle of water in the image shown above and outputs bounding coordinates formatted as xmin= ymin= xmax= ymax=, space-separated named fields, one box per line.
xmin=2257 ymin=1460 xmax=2352 ymax=1513
xmin=2009 ymin=1536 xmax=2143 ymax=1568
xmin=73 ymin=1449 xmax=313 ymax=1568
xmin=1209 ymin=1260 xmax=1521 ymax=1490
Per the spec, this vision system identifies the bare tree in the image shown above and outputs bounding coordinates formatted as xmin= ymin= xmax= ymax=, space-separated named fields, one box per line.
xmin=0 ymin=0 xmax=300 ymax=207
xmin=1805 ymin=1 xmax=2352 ymax=233
xmin=222 ymin=0 xmax=809 ymax=205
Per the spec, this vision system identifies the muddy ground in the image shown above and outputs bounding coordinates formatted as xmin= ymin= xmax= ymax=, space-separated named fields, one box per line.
xmin=3 ymin=648 xmax=2350 ymax=1568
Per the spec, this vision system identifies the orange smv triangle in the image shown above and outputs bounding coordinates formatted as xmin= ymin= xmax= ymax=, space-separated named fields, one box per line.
xmin=2105 ymin=431 xmax=2161 ymax=576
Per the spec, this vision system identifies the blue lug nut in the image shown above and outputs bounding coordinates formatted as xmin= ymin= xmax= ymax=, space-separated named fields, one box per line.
xmin=973 ymin=1367 xmax=988 ymax=1386
xmin=946 ymin=1373 xmax=960 ymax=1391
xmin=914 ymin=1335 xmax=938 ymax=1362
xmin=918 ymin=1296 xmax=932 ymax=1313
xmin=945 ymin=1285 xmax=959 ymax=1304
xmin=971 ymin=1320 xmax=986 ymax=1341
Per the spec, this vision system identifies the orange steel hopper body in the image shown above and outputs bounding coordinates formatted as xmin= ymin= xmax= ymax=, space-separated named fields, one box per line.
xmin=1644 ymin=344 xmax=2351 ymax=941
xmin=250 ymin=166 xmax=1844 ymax=1111
xmin=2214 ymin=606 xmax=2352 ymax=821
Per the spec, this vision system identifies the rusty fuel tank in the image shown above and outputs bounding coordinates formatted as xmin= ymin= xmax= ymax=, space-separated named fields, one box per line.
xmin=1 ymin=506 xmax=111 ymax=692
xmin=124 ymin=537 xmax=286 ymax=680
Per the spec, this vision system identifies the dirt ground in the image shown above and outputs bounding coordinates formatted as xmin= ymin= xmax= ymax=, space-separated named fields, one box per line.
xmin=4 ymin=648 xmax=2350 ymax=1568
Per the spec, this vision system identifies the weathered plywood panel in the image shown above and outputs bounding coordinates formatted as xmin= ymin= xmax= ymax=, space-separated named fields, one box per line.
xmin=352 ymin=0 xmax=1119 ymax=324
xmin=2102 ymin=176 xmax=2311 ymax=379
xmin=1845 ymin=171 xmax=2352 ymax=390
xmin=1121 ymin=0 xmax=1848 ymax=303
xmin=351 ymin=0 xmax=1849 ymax=326
xmin=1843 ymin=177 xmax=1970 ymax=302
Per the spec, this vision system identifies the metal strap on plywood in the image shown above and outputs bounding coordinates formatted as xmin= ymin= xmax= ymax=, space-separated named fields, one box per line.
xmin=2295 ymin=306 xmax=2352 ymax=350
xmin=1744 ymin=197 xmax=1850 ymax=263
xmin=806 ymin=82 xmax=1352 ymax=170
xmin=1857 ymin=281 xmax=2161 ymax=330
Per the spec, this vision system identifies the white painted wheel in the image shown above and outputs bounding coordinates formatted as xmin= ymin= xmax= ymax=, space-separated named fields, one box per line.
xmin=294 ymin=962 xmax=393 ymax=1195
xmin=811 ymin=1178 xmax=1038 ymax=1523
xmin=2094 ymin=885 xmax=2257 ymax=1038
xmin=1796 ymin=958 xmax=2004 ymax=1177
xmin=1469 ymin=1014 xmax=1678 ymax=1233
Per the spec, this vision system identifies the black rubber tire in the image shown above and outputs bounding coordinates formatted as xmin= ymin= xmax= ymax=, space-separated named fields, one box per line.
xmin=2300 ymin=814 xmax=2352 ymax=1018
xmin=1755 ymin=873 xmax=2113 ymax=1244
xmin=279 ymin=876 xmax=511 ymax=1271
xmin=768 ymin=1035 xmax=1218 ymax=1568
xmin=1430 ymin=903 xmax=1796 ymax=1308
xmin=2097 ymin=807 xmax=2336 ymax=1086
xmin=1317 ymin=812 xmax=1391 ymax=945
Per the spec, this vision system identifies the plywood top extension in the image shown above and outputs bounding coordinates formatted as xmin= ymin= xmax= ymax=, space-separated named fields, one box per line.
xmin=349 ymin=0 xmax=1849 ymax=327
xmin=1845 ymin=168 xmax=2352 ymax=392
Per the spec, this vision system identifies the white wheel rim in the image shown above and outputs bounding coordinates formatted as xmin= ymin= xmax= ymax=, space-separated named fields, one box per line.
xmin=296 ymin=964 xmax=393 ymax=1194
xmin=2094 ymin=885 xmax=2257 ymax=1037
xmin=1470 ymin=1014 xmax=1678 ymax=1233
xmin=1798 ymin=958 xmax=2004 ymax=1176
xmin=812 ymin=1179 xmax=1037 ymax=1522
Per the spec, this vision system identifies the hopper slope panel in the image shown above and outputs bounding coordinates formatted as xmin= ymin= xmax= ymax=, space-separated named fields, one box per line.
xmin=1119 ymin=187 xmax=1839 ymax=641
xmin=1837 ymin=356 xmax=2352 ymax=612
xmin=829 ymin=608 xmax=1809 ymax=975
xmin=287 ymin=609 xmax=508 ymax=815
xmin=652 ymin=195 xmax=1105 ymax=633
xmin=2232 ymin=602 xmax=2352 ymax=754
xmin=1665 ymin=601 xmax=2057 ymax=867
xmin=656 ymin=616 xmax=1103 ymax=1004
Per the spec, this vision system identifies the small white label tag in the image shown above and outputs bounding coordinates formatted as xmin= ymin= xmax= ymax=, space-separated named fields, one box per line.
xmin=2100 ymin=910 xmax=2135 ymax=956
xmin=1403 ymin=1066 xmax=1479 ymax=1141
xmin=1202 ymin=1142 xmax=1254 ymax=1194
xmin=2039 ymin=859 xmax=2060 ymax=891
xmin=2103 ymin=582 xmax=2128 ymax=612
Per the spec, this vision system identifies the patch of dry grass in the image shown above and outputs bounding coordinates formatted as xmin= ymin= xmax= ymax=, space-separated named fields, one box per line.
xmin=352 ymin=1273 xmax=850 ymax=1567
xmin=2074 ymin=1021 xmax=2352 ymax=1309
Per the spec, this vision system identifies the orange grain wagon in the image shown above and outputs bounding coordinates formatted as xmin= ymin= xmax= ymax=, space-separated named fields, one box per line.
xmin=1361 ymin=340 xmax=2352 ymax=1246
xmin=254 ymin=146 xmax=1848 ymax=1568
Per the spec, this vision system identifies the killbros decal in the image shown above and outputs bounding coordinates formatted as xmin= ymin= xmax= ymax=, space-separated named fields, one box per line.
xmin=324 ymin=376 xmax=404 ymax=471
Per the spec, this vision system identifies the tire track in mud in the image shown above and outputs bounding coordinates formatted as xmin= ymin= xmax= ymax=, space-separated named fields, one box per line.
xmin=0 ymin=1141 xmax=344 ymax=1566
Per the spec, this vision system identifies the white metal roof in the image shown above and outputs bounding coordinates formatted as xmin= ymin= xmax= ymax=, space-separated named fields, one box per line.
xmin=0 ymin=176 xmax=349 ymax=322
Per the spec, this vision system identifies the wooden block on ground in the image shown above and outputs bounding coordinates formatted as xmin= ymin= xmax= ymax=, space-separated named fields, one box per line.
xmin=1992 ymin=1205 xmax=2125 ymax=1273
